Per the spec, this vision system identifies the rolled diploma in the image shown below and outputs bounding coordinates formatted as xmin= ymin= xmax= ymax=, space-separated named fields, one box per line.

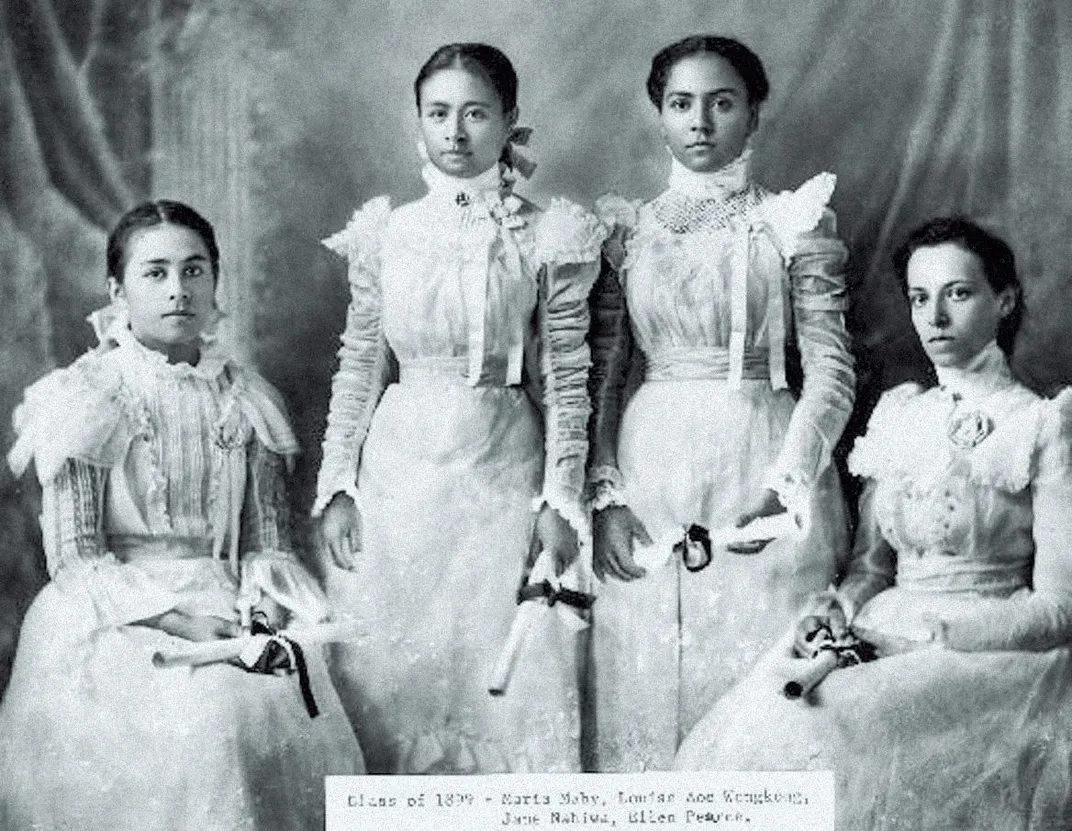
xmin=151 ymin=620 xmax=365 ymax=669
xmin=782 ymin=650 xmax=839 ymax=700
xmin=487 ymin=600 xmax=543 ymax=697
xmin=707 ymin=508 xmax=809 ymax=549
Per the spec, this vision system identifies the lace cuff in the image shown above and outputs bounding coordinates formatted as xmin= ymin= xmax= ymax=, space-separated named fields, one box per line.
xmin=587 ymin=464 xmax=627 ymax=512
xmin=237 ymin=551 xmax=332 ymax=626
xmin=315 ymin=197 xmax=395 ymax=517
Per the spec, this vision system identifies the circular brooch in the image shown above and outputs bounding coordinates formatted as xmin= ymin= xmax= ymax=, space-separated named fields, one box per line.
xmin=947 ymin=409 xmax=993 ymax=450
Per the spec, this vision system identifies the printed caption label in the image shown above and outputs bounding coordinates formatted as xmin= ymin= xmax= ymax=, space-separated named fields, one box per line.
xmin=327 ymin=771 xmax=834 ymax=831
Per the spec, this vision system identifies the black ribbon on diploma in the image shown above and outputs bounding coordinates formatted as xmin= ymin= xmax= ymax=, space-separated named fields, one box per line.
xmin=784 ymin=622 xmax=876 ymax=701
xmin=675 ymin=524 xmax=713 ymax=572
xmin=245 ymin=614 xmax=320 ymax=718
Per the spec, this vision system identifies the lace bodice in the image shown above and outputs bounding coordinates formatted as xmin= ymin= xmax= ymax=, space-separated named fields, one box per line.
xmin=316 ymin=165 xmax=607 ymax=533
xmin=590 ymin=154 xmax=855 ymax=504
xmin=7 ymin=323 xmax=327 ymax=626
xmin=842 ymin=342 xmax=1072 ymax=652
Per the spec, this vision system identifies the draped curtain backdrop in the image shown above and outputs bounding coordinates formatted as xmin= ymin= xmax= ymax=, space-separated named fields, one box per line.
xmin=1 ymin=0 xmax=1069 ymax=697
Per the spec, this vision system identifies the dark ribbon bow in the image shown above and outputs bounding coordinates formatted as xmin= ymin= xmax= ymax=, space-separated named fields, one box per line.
xmin=246 ymin=613 xmax=319 ymax=718
xmin=674 ymin=524 xmax=713 ymax=572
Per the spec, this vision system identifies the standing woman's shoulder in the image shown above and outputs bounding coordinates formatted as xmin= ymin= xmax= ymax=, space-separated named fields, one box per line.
xmin=532 ymin=196 xmax=608 ymax=267
xmin=321 ymin=195 xmax=393 ymax=271
xmin=755 ymin=171 xmax=843 ymax=259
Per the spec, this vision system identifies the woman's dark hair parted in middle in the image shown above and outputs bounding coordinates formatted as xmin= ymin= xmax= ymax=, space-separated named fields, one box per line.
xmin=646 ymin=35 xmax=770 ymax=109
xmin=106 ymin=200 xmax=220 ymax=285
xmin=894 ymin=215 xmax=1024 ymax=354
xmin=413 ymin=42 xmax=518 ymax=113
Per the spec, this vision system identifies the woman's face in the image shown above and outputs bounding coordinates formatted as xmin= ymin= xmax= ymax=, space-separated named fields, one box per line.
xmin=906 ymin=242 xmax=1014 ymax=369
xmin=418 ymin=67 xmax=515 ymax=179
xmin=659 ymin=52 xmax=757 ymax=173
xmin=109 ymin=224 xmax=216 ymax=362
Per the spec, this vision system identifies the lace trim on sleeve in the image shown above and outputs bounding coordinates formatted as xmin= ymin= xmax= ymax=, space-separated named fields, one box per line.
xmin=848 ymin=383 xmax=928 ymax=480
xmin=968 ymin=387 xmax=1072 ymax=492
xmin=756 ymin=172 xmax=838 ymax=260
xmin=534 ymin=206 xmax=605 ymax=545
xmin=594 ymin=194 xmax=641 ymax=274
xmin=533 ymin=198 xmax=608 ymax=265
xmin=8 ymin=354 xmax=133 ymax=484
xmin=322 ymin=196 xmax=392 ymax=267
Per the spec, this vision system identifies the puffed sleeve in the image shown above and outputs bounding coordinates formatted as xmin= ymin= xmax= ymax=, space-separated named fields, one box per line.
xmin=759 ymin=175 xmax=856 ymax=507
xmin=237 ymin=440 xmax=331 ymax=625
xmin=313 ymin=196 xmax=395 ymax=516
xmin=8 ymin=354 xmax=133 ymax=484
xmin=8 ymin=358 xmax=183 ymax=627
xmin=41 ymin=460 xmax=184 ymax=627
xmin=939 ymin=390 xmax=1072 ymax=652
xmin=585 ymin=195 xmax=641 ymax=509
xmin=533 ymin=198 xmax=609 ymax=539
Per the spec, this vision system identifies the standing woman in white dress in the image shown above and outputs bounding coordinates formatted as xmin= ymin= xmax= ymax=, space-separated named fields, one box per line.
xmin=586 ymin=34 xmax=856 ymax=771
xmin=315 ymin=43 xmax=605 ymax=774
xmin=0 ymin=200 xmax=363 ymax=831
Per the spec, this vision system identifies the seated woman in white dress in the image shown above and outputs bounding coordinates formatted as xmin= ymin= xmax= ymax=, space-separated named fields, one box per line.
xmin=676 ymin=216 xmax=1072 ymax=831
xmin=0 ymin=201 xmax=363 ymax=831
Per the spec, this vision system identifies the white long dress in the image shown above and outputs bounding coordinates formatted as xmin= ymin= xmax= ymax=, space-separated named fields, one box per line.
xmin=0 ymin=321 xmax=363 ymax=831
xmin=316 ymin=163 xmax=605 ymax=774
xmin=586 ymin=150 xmax=855 ymax=771
xmin=677 ymin=343 xmax=1072 ymax=831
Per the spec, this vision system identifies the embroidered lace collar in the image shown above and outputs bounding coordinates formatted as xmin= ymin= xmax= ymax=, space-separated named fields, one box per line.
xmin=421 ymin=162 xmax=508 ymax=207
xmin=111 ymin=318 xmax=228 ymax=381
xmin=935 ymin=340 xmax=1014 ymax=400
xmin=667 ymin=146 xmax=752 ymax=199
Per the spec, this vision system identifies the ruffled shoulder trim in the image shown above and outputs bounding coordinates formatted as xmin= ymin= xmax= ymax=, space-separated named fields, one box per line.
xmin=594 ymin=193 xmax=642 ymax=232
xmin=594 ymin=193 xmax=643 ymax=273
xmin=227 ymin=366 xmax=300 ymax=463
xmin=970 ymin=386 xmax=1071 ymax=491
xmin=321 ymin=196 xmax=392 ymax=272
xmin=850 ymin=380 xmax=1063 ymax=492
xmin=7 ymin=350 xmax=133 ymax=484
xmin=756 ymin=172 xmax=838 ymax=258
xmin=533 ymin=198 xmax=608 ymax=264
xmin=847 ymin=383 xmax=928 ymax=479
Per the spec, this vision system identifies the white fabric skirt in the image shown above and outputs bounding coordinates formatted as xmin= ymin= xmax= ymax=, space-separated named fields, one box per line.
xmin=676 ymin=628 xmax=1072 ymax=831
xmin=0 ymin=562 xmax=363 ymax=831
xmin=326 ymin=381 xmax=583 ymax=774
xmin=589 ymin=378 xmax=849 ymax=771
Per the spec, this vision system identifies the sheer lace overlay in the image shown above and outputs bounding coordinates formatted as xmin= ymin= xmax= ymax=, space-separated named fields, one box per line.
xmin=586 ymin=157 xmax=853 ymax=771
xmin=319 ymin=172 xmax=605 ymax=773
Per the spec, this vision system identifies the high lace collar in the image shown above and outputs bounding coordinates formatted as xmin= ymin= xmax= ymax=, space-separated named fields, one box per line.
xmin=667 ymin=146 xmax=752 ymax=200
xmin=110 ymin=316 xmax=228 ymax=381
xmin=935 ymin=340 xmax=1014 ymax=401
xmin=421 ymin=162 xmax=509 ymax=206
